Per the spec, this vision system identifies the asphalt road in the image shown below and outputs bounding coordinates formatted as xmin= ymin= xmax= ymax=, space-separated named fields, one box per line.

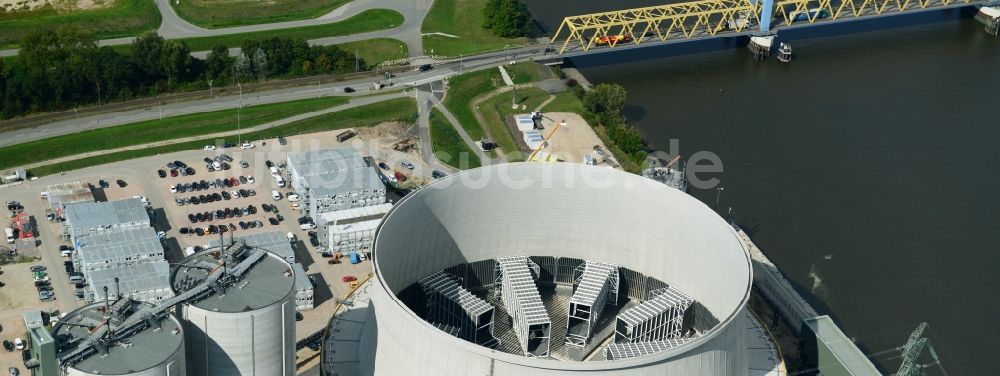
xmin=0 ymin=0 xmax=433 ymax=58
xmin=0 ymin=45 xmax=552 ymax=149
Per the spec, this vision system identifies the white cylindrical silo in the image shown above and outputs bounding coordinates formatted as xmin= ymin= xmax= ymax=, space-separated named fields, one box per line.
xmin=172 ymin=247 xmax=296 ymax=376
xmin=55 ymin=301 xmax=186 ymax=376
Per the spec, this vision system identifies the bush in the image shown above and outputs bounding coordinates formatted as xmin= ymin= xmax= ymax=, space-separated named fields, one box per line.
xmin=482 ymin=0 xmax=532 ymax=38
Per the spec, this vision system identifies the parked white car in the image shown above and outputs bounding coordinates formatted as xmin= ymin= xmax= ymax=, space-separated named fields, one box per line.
xmin=14 ymin=338 xmax=24 ymax=350
xmin=241 ymin=143 xmax=255 ymax=149
xmin=286 ymin=193 xmax=299 ymax=202
xmin=203 ymin=145 xmax=216 ymax=151
xmin=271 ymin=190 xmax=282 ymax=200
xmin=246 ymin=176 xmax=255 ymax=184
xmin=286 ymin=232 xmax=296 ymax=243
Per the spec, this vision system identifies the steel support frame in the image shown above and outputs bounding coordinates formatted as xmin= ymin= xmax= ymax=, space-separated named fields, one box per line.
xmin=615 ymin=287 xmax=694 ymax=343
xmin=771 ymin=0 xmax=975 ymax=27
xmin=495 ymin=256 xmax=551 ymax=357
xmin=565 ymin=261 xmax=620 ymax=347
xmin=419 ymin=271 xmax=497 ymax=347
xmin=550 ymin=0 xmax=760 ymax=54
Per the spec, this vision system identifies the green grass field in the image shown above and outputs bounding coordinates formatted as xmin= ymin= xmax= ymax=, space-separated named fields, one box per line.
xmin=477 ymin=87 xmax=557 ymax=162
xmin=0 ymin=0 xmax=160 ymax=49
xmin=336 ymin=38 xmax=408 ymax=66
xmin=429 ymin=108 xmax=481 ymax=169
xmin=0 ymin=96 xmax=350 ymax=171
xmin=441 ymin=62 xmax=541 ymax=156
xmin=171 ymin=0 xmax=352 ymax=29
xmin=420 ymin=0 xmax=531 ymax=57
xmin=29 ymin=97 xmax=416 ymax=177
xmin=177 ymin=9 xmax=403 ymax=52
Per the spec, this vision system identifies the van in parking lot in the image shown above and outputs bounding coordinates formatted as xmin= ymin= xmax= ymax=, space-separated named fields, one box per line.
xmin=274 ymin=175 xmax=285 ymax=187
xmin=69 ymin=275 xmax=85 ymax=284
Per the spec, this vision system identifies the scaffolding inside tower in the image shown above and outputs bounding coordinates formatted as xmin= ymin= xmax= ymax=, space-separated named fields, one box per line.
xmin=418 ymin=271 xmax=498 ymax=348
xmin=495 ymin=256 xmax=551 ymax=357
xmin=565 ymin=261 xmax=620 ymax=347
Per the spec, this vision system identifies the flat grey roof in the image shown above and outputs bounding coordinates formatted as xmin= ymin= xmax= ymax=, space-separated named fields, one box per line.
xmin=65 ymin=198 xmax=148 ymax=231
xmin=76 ymin=227 xmax=162 ymax=267
xmin=292 ymin=263 xmax=312 ymax=292
xmin=288 ymin=148 xmax=365 ymax=177
xmin=305 ymin=167 xmax=384 ymax=197
xmin=209 ymin=231 xmax=295 ymax=263
xmin=173 ymin=248 xmax=294 ymax=313
xmin=87 ymin=260 xmax=172 ymax=301
xmin=54 ymin=301 xmax=183 ymax=374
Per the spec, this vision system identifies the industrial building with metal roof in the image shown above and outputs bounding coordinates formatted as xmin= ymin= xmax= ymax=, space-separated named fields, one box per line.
xmin=208 ymin=230 xmax=297 ymax=264
xmin=64 ymin=197 xmax=149 ymax=236
xmin=319 ymin=202 xmax=392 ymax=251
xmin=74 ymin=226 xmax=163 ymax=271
xmin=87 ymin=259 xmax=173 ymax=303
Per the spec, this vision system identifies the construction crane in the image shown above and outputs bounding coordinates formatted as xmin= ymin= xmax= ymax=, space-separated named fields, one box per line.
xmin=527 ymin=119 xmax=564 ymax=162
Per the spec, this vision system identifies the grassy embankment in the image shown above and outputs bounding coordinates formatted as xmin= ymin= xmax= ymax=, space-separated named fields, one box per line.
xmin=29 ymin=97 xmax=416 ymax=177
xmin=420 ymin=0 xmax=532 ymax=57
xmin=441 ymin=62 xmax=541 ymax=161
xmin=0 ymin=96 xmax=351 ymax=171
xmin=0 ymin=0 xmax=160 ymax=49
xmin=429 ymin=109 xmax=482 ymax=169
xmin=171 ymin=0 xmax=352 ymax=28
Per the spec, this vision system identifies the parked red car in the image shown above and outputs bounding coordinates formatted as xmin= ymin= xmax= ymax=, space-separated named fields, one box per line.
xmin=341 ymin=276 xmax=357 ymax=283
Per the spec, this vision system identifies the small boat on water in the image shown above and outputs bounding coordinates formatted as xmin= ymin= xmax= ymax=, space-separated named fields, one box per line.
xmin=777 ymin=42 xmax=793 ymax=63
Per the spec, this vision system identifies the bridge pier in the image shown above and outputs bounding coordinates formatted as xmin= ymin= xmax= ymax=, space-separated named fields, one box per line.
xmin=747 ymin=0 xmax=777 ymax=60
xmin=976 ymin=7 xmax=1000 ymax=36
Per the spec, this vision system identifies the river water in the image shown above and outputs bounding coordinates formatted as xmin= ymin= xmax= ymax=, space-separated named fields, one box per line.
xmin=524 ymin=1 xmax=1000 ymax=374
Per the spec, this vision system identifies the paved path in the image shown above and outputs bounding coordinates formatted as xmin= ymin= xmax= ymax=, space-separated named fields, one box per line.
xmin=0 ymin=0 xmax=433 ymax=58
xmin=17 ymin=92 xmax=408 ymax=171
xmin=429 ymin=92 xmax=504 ymax=165
xmin=414 ymin=86 xmax=458 ymax=173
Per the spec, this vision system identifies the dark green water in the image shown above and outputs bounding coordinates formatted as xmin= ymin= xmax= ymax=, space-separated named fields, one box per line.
xmin=526 ymin=2 xmax=1000 ymax=374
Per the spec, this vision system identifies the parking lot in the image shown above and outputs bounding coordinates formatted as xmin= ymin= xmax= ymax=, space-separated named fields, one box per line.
xmin=1 ymin=127 xmax=431 ymax=360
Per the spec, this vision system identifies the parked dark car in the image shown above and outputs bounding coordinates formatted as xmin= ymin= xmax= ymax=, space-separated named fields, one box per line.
xmin=179 ymin=227 xmax=190 ymax=234
xmin=195 ymin=213 xmax=204 ymax=222
xmin=186 ymin=167 xmax=195 ymax=175
xmin=377 ymin=162 xmax=389 ymax=170
xmin=432 ymin=170 xmax=447 ymax=179
xmin=268 ymin=217 xmax=279 ymax=226
xmin=99 ymin=180 xmax=110 ymax=188
xmin=157 ymin=170 xmax=167 ymax=178
xmin=321 ymin=251 xmax=333 ymax=258
xmin=419 ymin=64 xmax=433 ymax=71
xmin=241 ymin=160 xmax=249 ymax=168
xmin=239 ymin=221 xmax=248 ymax=230
xmin=309 ymin=237 xmax=319 ymax=247
xmin=3 ymin=340 xmax=13 ymax=352
xmin=265 ymin=160 xmax=274 ymax=168
xmin=173 ymin=161 xmax=186 ymax=168
xmin=343 ymin=87 xmax=355 ymax=93
xmin=195 ymin=228 xmax=205 ymax=236
xmin=221 ymin=191 xmax=231 ymax=200
xmin=190 ymin=196 xmax=200 ymax=205
xmin=278 ymin=137 xmax=287 ymax=145
xmin=276 ymin=214 xmax=284 ymax=222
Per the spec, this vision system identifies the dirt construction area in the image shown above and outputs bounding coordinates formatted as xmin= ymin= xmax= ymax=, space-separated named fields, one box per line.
xmin=534 ymin=112 xmax=620 ymax=168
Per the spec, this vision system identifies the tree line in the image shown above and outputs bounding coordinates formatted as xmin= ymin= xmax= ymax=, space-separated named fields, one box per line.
xmin=0 ymin=27 xmax=367 ymax=119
